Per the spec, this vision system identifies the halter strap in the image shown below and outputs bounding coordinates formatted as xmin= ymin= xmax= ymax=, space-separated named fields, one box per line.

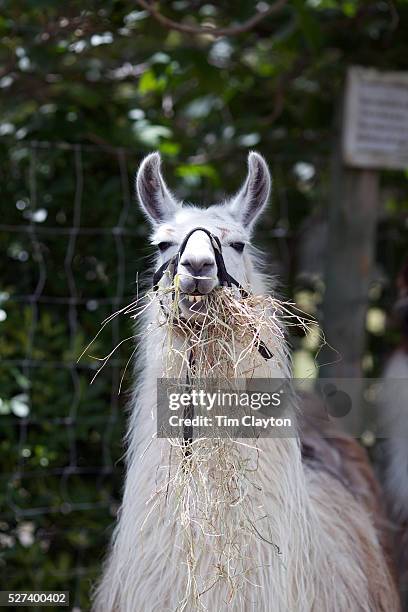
xmin=153 ymin=226 xmax=241 ymax=291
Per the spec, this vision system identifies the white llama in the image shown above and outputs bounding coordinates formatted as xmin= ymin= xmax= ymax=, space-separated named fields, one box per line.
xmin=93 ymin=152 xmax=400 ymax=612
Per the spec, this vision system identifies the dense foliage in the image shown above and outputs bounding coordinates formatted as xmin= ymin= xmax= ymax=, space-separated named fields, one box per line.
xmin=1 ymin=1 xmax=407 ymax=608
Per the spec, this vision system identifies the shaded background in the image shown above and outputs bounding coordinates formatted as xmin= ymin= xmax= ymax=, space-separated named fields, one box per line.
xmin=1 ymin=1 xmax=407 ymax=609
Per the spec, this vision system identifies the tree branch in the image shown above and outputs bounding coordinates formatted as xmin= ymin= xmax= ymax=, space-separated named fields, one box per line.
xmin=136 ymin=0 xmax=288 ymax=37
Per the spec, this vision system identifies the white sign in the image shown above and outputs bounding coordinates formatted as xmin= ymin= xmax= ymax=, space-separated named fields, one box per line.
xmin=343 ymin=66 xmax=408 ymax=170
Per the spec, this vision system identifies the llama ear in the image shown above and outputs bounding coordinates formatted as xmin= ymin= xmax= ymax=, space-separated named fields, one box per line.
xmin=136 ymin=152 xmax=178 ymax=223
xmin=229 ymin=151 xmax=271 ymax=228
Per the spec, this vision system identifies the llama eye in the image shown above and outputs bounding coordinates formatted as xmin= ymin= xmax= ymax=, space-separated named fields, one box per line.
xmin=229 ymin=242 xmax=245 ymax=253
xmin=157 ymin=241 xmax=174 ymax=252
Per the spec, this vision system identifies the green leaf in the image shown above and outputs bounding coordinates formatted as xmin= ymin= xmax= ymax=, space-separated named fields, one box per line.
xmin=159 ymin=141 xmax=180 ymax=156
xmin=138 ymin=69 xmax=165 ymax=94
xmin=176 ymin=163 xmax=219 ymax=185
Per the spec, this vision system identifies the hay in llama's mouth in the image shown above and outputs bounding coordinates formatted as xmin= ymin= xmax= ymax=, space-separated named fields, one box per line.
xmin=78 ymin=281 xmax=323 ymax=393
xmin=152 ymin=285 xmax=317 ymax=606
xmin=179 ymin=290 xmax=211 ymax=316
xmin=159 ymin=284 xmax=323 ymax=381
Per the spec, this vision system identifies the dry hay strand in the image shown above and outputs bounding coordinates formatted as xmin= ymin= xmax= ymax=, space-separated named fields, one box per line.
xmin=142 ymin=281 xmax=321 ymax=609
xmin=153 ymin=435 xmax=281 ymax=610
xmin=79 ymin=276 xmax=322 ymax=389
xmin=81 ymin=279 xmax=323 ymax=609
xmin=156 ymin=281 xmax=319 ymax=381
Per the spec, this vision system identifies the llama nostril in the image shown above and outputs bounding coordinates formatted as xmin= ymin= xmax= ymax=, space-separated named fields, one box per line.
xmin=181 ymin=258 xmax=215 ymax=277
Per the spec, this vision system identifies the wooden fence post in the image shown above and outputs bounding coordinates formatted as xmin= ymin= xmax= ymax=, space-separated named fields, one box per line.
xmin=321 ymin=160 xmax=379 ymax=378
xmin=320 ymin=110 xmax=380 ymax=381
xmin=319 ymin=119 xmax=379 ymax=434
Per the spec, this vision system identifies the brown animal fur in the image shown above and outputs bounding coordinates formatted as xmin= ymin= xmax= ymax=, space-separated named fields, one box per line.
xmin=300 ymin=393 xmax=401 ymax=611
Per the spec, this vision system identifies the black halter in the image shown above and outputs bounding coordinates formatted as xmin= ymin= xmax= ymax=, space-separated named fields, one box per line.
xmin=152 ymin=226 xmax=273 ymax=361
xmin=153 ymin=226 xmax=243 ymax=293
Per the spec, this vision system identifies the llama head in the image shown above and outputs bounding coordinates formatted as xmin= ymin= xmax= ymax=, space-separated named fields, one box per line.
xmin=136 ymin=151 xmax=271 ymax=317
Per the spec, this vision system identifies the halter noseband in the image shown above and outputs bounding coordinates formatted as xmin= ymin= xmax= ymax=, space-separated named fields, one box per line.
xmin=153 ymin=226 xmax=243 ymax=293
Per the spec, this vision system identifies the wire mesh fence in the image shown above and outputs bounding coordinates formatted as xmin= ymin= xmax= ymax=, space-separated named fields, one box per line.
xmin=0 ymin=141 xmax=145 ymax=609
